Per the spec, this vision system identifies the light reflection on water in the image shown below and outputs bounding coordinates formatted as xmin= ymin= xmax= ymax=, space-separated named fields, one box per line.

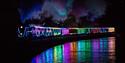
xmin=31 ymin=37 xmax=115 ymax=63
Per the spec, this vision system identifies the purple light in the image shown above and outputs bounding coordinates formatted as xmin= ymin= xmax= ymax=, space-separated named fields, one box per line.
xmin=92 ymin=38 xmax=100 ymax=63
xmin=62 ymin=28 xmax=69 ymax=35
xmin=63 ymin=42 xmax=71 ymax=63
xmin=36 ymin=55 xmax=41 ymax=63
xmin=92 ymin=39 xmax=100 ymax=52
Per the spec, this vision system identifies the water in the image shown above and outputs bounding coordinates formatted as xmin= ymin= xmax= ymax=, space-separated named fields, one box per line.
xmin=31 ymin=37 xmax=115 ymax=63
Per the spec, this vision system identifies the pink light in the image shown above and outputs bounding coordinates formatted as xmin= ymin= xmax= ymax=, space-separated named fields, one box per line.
xmin=108 ymin=37 xmax=115 ymax=53
xmin=62 ymin=28 xmax=69 ymax=35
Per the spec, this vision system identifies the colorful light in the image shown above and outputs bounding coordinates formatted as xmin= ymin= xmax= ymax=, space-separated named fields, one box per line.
xmin=31 ymin=36 xmax=115 ymax=63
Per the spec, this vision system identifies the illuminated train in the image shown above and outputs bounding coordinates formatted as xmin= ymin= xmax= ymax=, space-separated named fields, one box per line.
xmin=17 ymin=25 xmax=115 ymax=38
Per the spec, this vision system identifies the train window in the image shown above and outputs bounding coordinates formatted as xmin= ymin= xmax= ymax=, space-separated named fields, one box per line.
xmin=62 ymin=28 xmax=69 ymax=35
xmin=108 ymin=28 xmax=115 ymax=32
xmin=69 ymin=29 xmax=77 ymax=34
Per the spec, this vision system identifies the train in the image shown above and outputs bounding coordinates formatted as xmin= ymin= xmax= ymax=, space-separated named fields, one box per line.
xmin=17 ymin=24 xmax=115 ymax=38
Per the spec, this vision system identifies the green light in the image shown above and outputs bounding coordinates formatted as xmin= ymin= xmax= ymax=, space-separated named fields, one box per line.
xmin=58 ymin=45 xmax=63 ymax=62
xmin=77 ymin=28 xmax=86 ymax=34
xmin=85 ymin=40 xmax=91 ymax=62
xmin=54 ymin=45 xmax=63 ymax=63
xmin=54 ymin=46 xmax=57 ymax=62
xmin=85 ymin=40 xmax=91 ymax=51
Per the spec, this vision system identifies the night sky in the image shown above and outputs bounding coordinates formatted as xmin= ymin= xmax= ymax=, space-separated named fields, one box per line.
xmin=19 ymin=0 xmax=108 ymax=23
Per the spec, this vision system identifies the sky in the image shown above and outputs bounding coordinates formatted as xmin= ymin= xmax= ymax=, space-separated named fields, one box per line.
xmin=19 ymin=0 xmax=107 ymax=23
